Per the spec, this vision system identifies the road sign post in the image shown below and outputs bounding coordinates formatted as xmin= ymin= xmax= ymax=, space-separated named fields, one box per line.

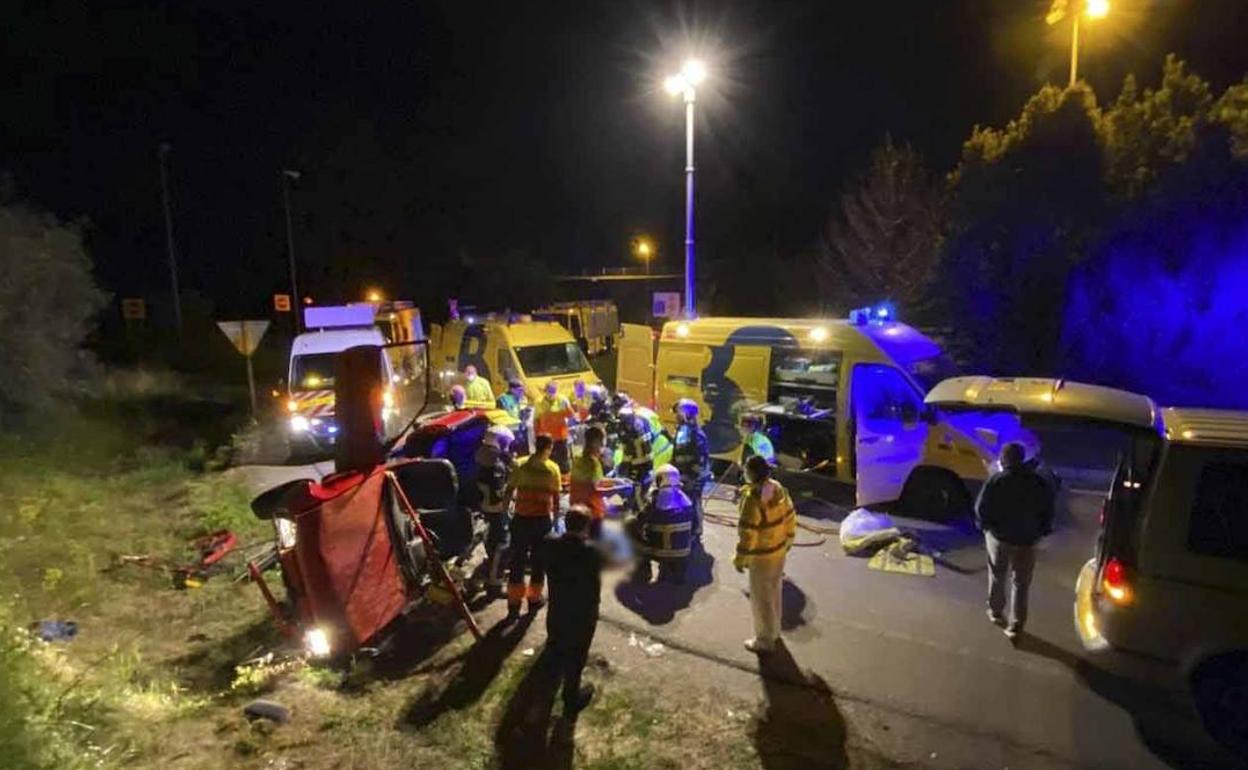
xmin=216 ymin=320 xmax=270 ymax=420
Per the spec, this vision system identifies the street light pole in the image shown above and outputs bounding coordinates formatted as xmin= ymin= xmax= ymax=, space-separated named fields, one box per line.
xmin=665 ymin=59 xmax=707 ymax=318
xmin=281 ymin=169 xmax=302 ymax=332
xmin=682 ymin=87 xmax=696 ymax=318
xmin=1069 ymin=11 xmax=1080 ymax=87
xmin=157 ymin=143 xmax=183 ymax=334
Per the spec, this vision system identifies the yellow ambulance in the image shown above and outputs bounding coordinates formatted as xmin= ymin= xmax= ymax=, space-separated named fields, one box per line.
xmin=429 ymin=316 xmax=603 ymax=403
xmin=615 ymin=309 xmax=1037 ymax=519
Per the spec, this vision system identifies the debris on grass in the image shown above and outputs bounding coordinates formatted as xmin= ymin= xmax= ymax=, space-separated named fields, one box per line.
xmin=244 ymin=699 xmax=291 ymax=724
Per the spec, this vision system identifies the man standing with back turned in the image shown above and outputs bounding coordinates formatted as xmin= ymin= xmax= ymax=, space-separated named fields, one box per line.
xmin=975 ymin=442 xmax=1056 ymax=642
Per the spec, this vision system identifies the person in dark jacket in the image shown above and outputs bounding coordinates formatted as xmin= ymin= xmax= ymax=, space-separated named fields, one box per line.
xmin=975 ymin=441 xmax=1056 ymax=641
xmin=628 ymin=463 xmax=695 ymax=584
xmin=474 ymin=425 xmax=515 ymax=597
xmin=671 ymin=398 xmax=710 ymax=540
xmin=543 ymin=505 xmax=607 ymax=715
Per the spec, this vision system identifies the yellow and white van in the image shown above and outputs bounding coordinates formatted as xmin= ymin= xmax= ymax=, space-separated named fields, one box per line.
xmin=615 ymin=311 xmax=1036 ymax=518
xmin=430 ymin=317 xmax=602 ymax=403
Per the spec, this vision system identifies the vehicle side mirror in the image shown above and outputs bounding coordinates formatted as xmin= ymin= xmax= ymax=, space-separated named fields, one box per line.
xmin=251 ymin=478 xmax=314 ymax=520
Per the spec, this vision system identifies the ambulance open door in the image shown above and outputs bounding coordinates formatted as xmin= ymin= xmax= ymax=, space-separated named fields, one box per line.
xmin=616 ymin=323 xmax=656 ymax=407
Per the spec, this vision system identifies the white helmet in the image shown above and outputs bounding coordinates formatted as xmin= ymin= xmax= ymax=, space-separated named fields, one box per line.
xmin=654 ymin=463 xmax=681 ymax=489
xmin=483 ymin=425 xmax=515 ymax=450
xmin=674 ymin=398 xmax=699 ymax=421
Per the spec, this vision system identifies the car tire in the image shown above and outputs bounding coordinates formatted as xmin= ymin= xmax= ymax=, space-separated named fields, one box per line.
xmin=900 ymin=468 xmax=972 ymax=523
xmin=1192 ymin=654 xmax=1248 ymax=758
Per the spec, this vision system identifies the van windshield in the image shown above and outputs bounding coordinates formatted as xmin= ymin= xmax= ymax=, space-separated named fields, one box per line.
xmin=905 ymin=354 xmax=960 ymax=393
xmin=291 ymin=354 xmax=337 ymax=390
xmin=514 ymin=342 xmax=591 ymax=378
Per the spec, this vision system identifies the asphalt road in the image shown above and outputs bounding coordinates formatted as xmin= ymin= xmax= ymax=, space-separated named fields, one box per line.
xmin=233 ymin=430 xmax=1236 ymax=770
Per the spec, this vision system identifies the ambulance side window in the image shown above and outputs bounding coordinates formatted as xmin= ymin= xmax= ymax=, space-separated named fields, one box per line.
xmin=855 ymin=365 xmax=921 ymax=425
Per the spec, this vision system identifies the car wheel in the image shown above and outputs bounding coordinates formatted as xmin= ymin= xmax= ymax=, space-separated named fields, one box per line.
xmin=1192 ymin=654 xmax=1248 ymax=757
xmin=900 ymin=468 xmax=972 ymax=522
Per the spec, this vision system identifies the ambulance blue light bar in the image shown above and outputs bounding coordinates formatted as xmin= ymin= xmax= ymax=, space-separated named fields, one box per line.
xmin=849 ymin=303 xmax=896 ymax=326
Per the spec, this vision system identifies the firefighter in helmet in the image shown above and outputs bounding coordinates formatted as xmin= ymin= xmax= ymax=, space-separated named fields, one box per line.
xmin=628 ymin=463 xmax=695 ymax=584
xmin=475 ymin=425 xmax=515 ymax=596
xmin=671 ymin=398 xmax=710 ymax=540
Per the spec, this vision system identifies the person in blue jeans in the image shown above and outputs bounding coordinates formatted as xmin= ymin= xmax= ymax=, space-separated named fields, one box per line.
xmin=975 ymin=442 xmax=1056 ymax=642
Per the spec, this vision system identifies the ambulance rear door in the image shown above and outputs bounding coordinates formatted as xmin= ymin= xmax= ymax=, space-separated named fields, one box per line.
xmin=616 ymin=323 xmax=656 ymax=406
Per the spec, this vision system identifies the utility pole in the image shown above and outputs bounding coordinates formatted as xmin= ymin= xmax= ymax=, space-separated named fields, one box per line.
xmin=281 ymin=169 xmax=302 ymax=332
xmin=158 ymin=143 xmax=183 ymax=334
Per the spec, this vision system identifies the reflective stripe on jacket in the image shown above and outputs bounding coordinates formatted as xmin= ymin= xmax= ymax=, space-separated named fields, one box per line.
xmin=735 ymin=478 xmax=796 ymax=564
xmin=510 ymin=456 xmax=561 ymax=517
xmin=639 ymin=487 xmax=695 ymax=559
xmin=569 ymin=452 xmax=606 ymax=518
xmin=534 ymin=396 xmax=574 ymax=440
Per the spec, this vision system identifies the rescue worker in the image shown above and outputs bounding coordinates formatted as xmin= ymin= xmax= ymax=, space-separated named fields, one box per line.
xmin=542 ymin=505 xmax=606 ymax=715
xmin=534 ymin=381 xmax=576 ymax=475
xmin=569 ymin=426 xmax=609 ymax=538
xmin=629 ymin=464 xmax=695 ymax=584
xmin=586 ymin=384 xmax=611 ymax=428
xmin=734 ymin=454 xmax=797 ymax=654
xmin=571 ymin=379 xmax=591 ymax=421
xmin=671 ymin=398 xmax=710 ymax=540
xmin=496 ymin=378 xmax=527 ymax=420
xmin=504 ymin=434 xmax=562 ymax=618
xmin=462 ymin=364 xmax=495 ymax=407
xmin=449 ymin=384 xmax=467 ymax=410
xmin=614 ymin=407 xmax=653 ymax=509
xmin=739 ymin=413 xmax=776 ymax=467
xmin=475 ymin=425 xmax=515 ymax=597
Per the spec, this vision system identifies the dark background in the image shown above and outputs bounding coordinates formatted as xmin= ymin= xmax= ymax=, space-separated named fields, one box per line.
xmin=5 ymin=0 xmax=1248 ymax=317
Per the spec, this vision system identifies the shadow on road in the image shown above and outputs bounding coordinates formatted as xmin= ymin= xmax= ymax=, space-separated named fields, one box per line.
xmin=494 ymin=647 xmax=575 ymax=770
xmin=612 ymin=543 xmax=715 ymax=625
xmin=399 ymin=613 xmax=536 ymax=728
xmin=753 ymin=643 xmax=849 ymax=769
xmin=1015 ymin=632 xmax=1242 ymax=769
xmin=780 ymin=579 xmax=815 ymax=635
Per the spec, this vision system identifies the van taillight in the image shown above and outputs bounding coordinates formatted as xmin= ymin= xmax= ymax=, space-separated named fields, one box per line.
xmin=1101 ymin=557 xmax=1133 ymax=606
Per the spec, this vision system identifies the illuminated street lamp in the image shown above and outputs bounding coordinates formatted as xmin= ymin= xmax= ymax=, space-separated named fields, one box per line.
xmin=633 ymin=236 xmax=654 ymax=275
xmin=663 ymin=58 xmax=707 ymax=318
xmin=365 ymin=289 xmax=383 ymax=303
xmin=1048 ymin=0 xmax=1110 ymax=88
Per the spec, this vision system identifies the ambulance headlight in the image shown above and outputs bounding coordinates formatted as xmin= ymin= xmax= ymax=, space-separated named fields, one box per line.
xmin=290 ymin=415 xmax=310 ymax=433
xmin=304 ymin=627 xmax=331 ymax=658
xmin=275 ymin=517 xmax=297 ymax=549
xmin=286 ymin=399 xmax=299 ymax=413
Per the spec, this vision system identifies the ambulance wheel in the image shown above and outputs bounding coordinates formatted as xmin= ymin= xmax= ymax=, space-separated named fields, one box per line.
xmin=900 ymin=468 xmax=971 ymax=523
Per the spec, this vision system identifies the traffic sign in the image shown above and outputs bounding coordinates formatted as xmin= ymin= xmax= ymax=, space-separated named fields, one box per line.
xmin=216 ymin=320 xmax=270 ymax=419
xmin=274 ymin=294 xmax=292 ymax=312
xmin=121 ymin=298 xmax=146 ymax=320
xmin=652 ymin=292 xmax=681 ymax=318
xmin=216 ymin=320 xmax=269 ymax=356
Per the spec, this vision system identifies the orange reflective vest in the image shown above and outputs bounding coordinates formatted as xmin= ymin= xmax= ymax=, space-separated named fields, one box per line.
xmin=534 ymin=395 xmax=574 ymax=441
xmin=569 ymin=452 xmax=606 ymax=519
xmin=509 ymin=455 xmax=562 ymax=517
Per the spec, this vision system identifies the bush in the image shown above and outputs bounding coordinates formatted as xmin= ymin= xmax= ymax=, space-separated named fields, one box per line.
xmin=0 ymin=203 xmax=108 ymax=424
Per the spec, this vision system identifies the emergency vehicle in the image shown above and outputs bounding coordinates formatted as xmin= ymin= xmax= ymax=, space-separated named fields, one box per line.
xmin=532 ymin=300 xmax=620 ymax=355
xmin=429 ymin=316 xmax=602 ymax=404
xmin=285 ymin=304 xmax=412 ymax=452
xmin=615 ymin=307 xmax=1037 ymax=518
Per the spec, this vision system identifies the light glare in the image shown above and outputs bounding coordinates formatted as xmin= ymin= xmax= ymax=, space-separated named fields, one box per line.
xmin=304 ymin=627 xmax=331 ymax=658
xmin=1086 ymin=0 xmax=1110 ymax=19
xmin=681 ymin=59 xmax=707 ymax=85
xmin=664 ymin=74 xmax=687 ymax=95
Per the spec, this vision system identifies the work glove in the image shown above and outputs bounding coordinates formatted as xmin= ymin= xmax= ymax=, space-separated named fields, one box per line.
xmin=733 ymin=554 xmax=747 ymax=573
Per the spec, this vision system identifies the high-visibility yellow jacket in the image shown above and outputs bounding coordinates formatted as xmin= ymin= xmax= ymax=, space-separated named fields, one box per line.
xmin=464 ymin=376 xmax=495 ymax=407
xmin=568 ymin=451 xmax=605 ymax=519
xmin=508 ymin=455 xmax=561 ymax=517
xmin=534 ymin=395 xmax=574 ymax=441
xmin=735 ymin=478 xmax=796 ymax=567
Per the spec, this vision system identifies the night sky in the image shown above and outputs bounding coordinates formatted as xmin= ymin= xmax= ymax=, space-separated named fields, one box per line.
xmin=5 ymin=0 xmax=1248 ymax=317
